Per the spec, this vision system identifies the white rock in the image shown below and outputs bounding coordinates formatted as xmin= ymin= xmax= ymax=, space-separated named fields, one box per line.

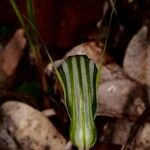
xmin=0 ymin=101 xmax=66 ymax=150
xmin=123 ymin=25 xmax=150 ymax=86
xmin=130 ymin=122 xmax=150 ymax=150
xmin=97 ymin=63 xmax=146 ymax=119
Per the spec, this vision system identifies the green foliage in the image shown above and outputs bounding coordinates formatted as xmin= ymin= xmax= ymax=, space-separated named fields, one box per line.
xmin=9 ymin=0 xmax=34 ymax=50
xmin=9 ymin=0 xmax=49 ymax=104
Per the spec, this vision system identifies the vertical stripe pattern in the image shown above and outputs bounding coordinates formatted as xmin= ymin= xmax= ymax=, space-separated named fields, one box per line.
xmin=58 ymin=55 xmax=98 ymax=150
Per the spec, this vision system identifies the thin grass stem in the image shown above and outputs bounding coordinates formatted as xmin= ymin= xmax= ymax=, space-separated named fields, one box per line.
xmin=97 ymin=0 xmax=117 ymax=86
xmin=9 ymin=0 xmax=49 ymax=108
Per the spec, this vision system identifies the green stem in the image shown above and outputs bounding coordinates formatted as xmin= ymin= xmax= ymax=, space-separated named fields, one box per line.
xmin=97 ymin=0 xmax=117 ymax=86
xmin=9 ymin=0 xmax=49 ymax=108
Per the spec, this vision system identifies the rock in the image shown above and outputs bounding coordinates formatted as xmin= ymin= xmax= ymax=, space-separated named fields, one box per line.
xmin=0 ymin=101 xmax=66 ymax=150
xmin=97 ymin=63 xmax=146 ymax=120
xmin=99 ymin=118 xmax=134 ymax=145
xmin=132 ymin=122 xmax=150 ymax=150
xmin=64 ymin=41 xmax=104 ymax=65
xmin=0 ymin=29 xmax=26 ymax=88
xmin=123 ymin=25 xmax=150 ymax=87
xmin=97 ymin=63 xmax=146 ymax=145
xmin=45 ymin=41 xmax=112 ymax=75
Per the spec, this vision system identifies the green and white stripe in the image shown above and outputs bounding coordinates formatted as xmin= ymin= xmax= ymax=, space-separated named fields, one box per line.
xmin=59 ymin=55 xmax=98 ymax=150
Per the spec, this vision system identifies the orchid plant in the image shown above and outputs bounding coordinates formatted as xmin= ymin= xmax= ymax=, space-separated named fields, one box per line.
xmin=9 ymin=0 xmax=115 ymax=149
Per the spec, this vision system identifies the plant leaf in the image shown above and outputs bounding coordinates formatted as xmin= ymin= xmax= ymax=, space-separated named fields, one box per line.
xmin=58 ymin=55 xmax=98 ymax=150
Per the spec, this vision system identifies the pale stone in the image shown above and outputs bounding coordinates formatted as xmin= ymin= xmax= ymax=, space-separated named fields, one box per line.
xmin=0 ymin=101 xmax=66 ymax=150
